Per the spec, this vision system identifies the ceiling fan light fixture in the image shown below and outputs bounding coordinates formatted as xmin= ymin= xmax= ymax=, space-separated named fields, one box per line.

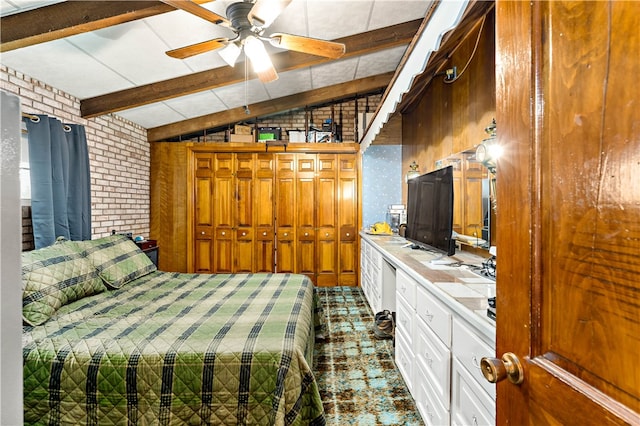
xmin=219 ymin=42 xmax=241 ymax=67
xmin=244 ymin=36 xmax=278 ymax=82
xmin=248 ymin=0 xmax=292 ymax=28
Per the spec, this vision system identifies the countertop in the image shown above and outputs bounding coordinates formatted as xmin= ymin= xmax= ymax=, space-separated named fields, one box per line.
xmin=360 ymin=232 xmax=496 ymax=340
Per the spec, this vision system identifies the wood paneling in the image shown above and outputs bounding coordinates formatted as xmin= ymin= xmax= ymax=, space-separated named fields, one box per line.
xmin=150 ymin=142 xmax=188 ymax=272
xmin=401 ymin=9 xmax=496 ymax=193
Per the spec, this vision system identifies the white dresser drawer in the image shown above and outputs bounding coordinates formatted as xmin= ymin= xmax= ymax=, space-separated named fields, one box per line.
xmin=371 ymin=246 xmax=383 ymax=269
xmin=395 ymin=328 xmax=414 ymax=395
xmin=416 ymin=285 xmax=452 ymax=347
xmin=395 ymin=293 xmax=415 ymax=343
xmin=452 ymin=318 xmax=496 ymax=399
xmin=415 ymin=316 xmax=451 ymax=410
xmin=396 ymin=269 xmax=417 ymax=309
xmin=415 ymin=358 xmax=450 ymax=426
xmin=451 ymin=358 xmax=495 ymax=426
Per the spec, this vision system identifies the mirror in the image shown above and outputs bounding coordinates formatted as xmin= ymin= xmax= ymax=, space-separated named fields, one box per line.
xmin=436 ymin=151 xmax=494 ymax=251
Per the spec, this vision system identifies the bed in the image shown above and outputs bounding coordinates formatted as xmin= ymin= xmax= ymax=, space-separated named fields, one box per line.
xmin=21 ymin=235 xmax=325 ymax=425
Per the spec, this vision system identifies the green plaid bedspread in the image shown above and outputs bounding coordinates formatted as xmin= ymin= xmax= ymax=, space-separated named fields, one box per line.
xmin=23 ymin=272 xmax=326 ymax=425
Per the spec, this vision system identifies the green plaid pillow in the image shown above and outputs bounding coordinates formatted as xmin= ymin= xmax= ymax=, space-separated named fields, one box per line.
xmin=22 ymin=241 xmax=107 ymax=326
xmin=74 ymin=234 xmax=156 ymax=289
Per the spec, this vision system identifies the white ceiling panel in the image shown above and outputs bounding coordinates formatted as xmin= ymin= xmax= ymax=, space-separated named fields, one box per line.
xmin=0 ymin=38 xmax=134 ymax=98
xmin=354 ymin=45 xmax=408 ymax=78
xmin=264 ymin=68 xmax=313 ymax=98
xmin=163 ymin=90 xmax=229 ymax=118
xmin=116 ymin=102 xmax=192 ymax=129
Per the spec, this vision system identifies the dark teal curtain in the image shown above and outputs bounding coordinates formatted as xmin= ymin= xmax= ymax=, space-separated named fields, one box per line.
xmin=23 ymin=115 xmax=91 ymax=248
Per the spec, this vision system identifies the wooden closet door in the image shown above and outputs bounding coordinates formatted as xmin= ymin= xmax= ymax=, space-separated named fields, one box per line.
xmin=275 ymin=154 xmax=296 ymax=273
xmin=213 ymin=153 xmax=234 ymax=273
xmin=193 ymin=153 xmax=214 ymax=273
xmin=316 ymin=154 xmax=338 ymax=286
xmin=337 ymin=154 xmax=358 ymax=286
xmin=296 ymin=154 xmax=316 ymax=282
xmin=234 ymin=153 xmax=254 ymax=273
xmin=254 ymin=153 xmax=274 ymax=272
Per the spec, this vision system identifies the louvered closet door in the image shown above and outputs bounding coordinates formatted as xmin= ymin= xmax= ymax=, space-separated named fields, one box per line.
xmin=316 ymin=154 xmax=338 ymax=286
xmin=275 ymin=154 xmax=296 ymax=273
xmin=193 ymin=153 xmax=214 ymax=273
xmin=254 ymin=153 xmax=274 ymax=272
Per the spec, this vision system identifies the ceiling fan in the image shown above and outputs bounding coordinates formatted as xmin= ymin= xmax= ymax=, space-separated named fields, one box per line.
xmin=162 ymin=0 xmax=347 ymax=82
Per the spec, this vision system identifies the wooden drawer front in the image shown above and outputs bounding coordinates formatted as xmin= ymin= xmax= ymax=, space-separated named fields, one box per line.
xmin=415 ymin=360 xmax=450 ymax=426
xmin=395 ymin=329 xmax=414 ymax=395
xmin=370 ymin=247 xmax=383 ymax=269
xmin=396 ymin=269 xmax=417 ymax=309
xmin=236 ymin=228 xmax=252 ymax=240
xmin=395 ymin=292 xmax=415 ymax=344
xmin=277 ymin=229 xmax=295 ymax=241
xmin=417 ymin=285 xmax=452 ymax=347
xmin=216 ymin=228 xmax=232 ymax=239
xmin=196 ymin=226 xmax=213 ymax=239
xmin=452 ymin=319 xmax=496 ymax=399
xmin=318 ymin=228 xmax=335 ymax=240
xmin=340 ymin=226 xmax=356 ymax=241
xmin=415 ymin=316 xmax=452 ymax=410
xmin=298 ymin=228 xmax=315 ymax=241
xmin=256 ymin=228 xmax=273 ymax=241
xmin=451 ymin=359 xmax=495 ymax=426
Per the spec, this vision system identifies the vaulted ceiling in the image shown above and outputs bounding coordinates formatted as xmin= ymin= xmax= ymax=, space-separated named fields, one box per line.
xmin=2 ymin=1 xmax=494 ymax=144
xmin=1 ymin=0 xmax=438 ymax=141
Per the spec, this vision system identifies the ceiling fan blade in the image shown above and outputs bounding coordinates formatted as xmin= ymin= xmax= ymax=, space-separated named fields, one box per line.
xmin=161 ymin=0 xmax=230 ymax=26
xmin=248 ymin=0 xmax=292 ymax=28
xmin=269 ymin=33 xmax=346 ymax=59
xmin=166 ymin=38 xmax=229 ymax=59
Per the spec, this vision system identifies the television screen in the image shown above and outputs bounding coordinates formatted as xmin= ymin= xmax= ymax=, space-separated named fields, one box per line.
xmin=405 ymin=165 xmax=455 ymax=255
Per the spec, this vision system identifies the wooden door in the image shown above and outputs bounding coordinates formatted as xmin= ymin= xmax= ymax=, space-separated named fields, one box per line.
xmin=233 ymin=153 xmax=254 ymax=273
xmin=213 ymin=153 xmax=234 ymax=273
xmin=193 ymin=153 xmax=214 ymax=273
xmin=493 ymin=1 xmax=640 ymax=424
xmin=275 ymin=154 xmax=296 ymax=273
xmin=254 ymin=153 xmax=274 ymax=272
xmin=316 ymin=154 xmax=338 ymax=286
xmin=296 ymin=154 xmax=316 ymax=282
xmin=337 ymin=154 xmax=358 ymax=286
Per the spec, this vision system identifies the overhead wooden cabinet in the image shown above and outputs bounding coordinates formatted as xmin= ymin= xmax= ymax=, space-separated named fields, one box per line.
xmin=187 ymin=143 xmax=360 ymax=286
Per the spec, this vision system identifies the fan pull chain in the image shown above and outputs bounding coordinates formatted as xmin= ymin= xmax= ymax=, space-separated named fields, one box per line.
xmin=244 ymin=56 xmax=250 ymax=115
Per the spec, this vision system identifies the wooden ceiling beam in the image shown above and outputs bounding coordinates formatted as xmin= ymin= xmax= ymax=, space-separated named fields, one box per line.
xmin=0 ymin=1 xmax=212 ymax=52
xmin=80 ymin=19 xmax=422 ymax=118
xmin=147 ymin=72 xmax=394 ymax=141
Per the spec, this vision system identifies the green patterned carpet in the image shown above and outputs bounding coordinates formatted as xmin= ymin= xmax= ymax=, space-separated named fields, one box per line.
xmin=314 ymin=287 xmax=424 ymax=425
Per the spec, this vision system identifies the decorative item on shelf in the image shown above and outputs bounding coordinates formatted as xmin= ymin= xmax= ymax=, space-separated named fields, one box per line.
xmin=405 ymin=161 xmax=420 ymax=183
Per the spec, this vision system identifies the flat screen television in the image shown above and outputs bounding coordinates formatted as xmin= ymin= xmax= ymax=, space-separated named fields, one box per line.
xmin=405 ymin=165 xmax=455 ymax=256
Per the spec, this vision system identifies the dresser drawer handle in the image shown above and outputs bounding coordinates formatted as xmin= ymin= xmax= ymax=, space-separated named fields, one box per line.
xmin=425 ymin=352 xmax=433 ymax=367
xmin=424 ymin=309 xmax=434 ymax=321
xmin=201 ymin=231 xmax=205 ymax=235
xmin=242 ymin=232 xmax=246 ymax=236
xmin=221 ymin=231 xmax=226 ymax=236
xmin=284 ymin=232 xmax=288 ymax=236
xmin=304 ymin=232 xmax=309 ymax=236
xmin=263 ymin=231 xmax=267 ymax=236
xmin=346 ymin=232 xmax=350 ymax=237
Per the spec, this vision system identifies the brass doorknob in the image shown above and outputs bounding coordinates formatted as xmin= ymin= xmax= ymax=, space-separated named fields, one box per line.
xmin=480 ymin=352 xmax=524 ymax=385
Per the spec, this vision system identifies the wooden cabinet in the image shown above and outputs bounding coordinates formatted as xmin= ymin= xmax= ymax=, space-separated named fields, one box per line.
xmin=188 ymin=144 xmax=359 ymax=285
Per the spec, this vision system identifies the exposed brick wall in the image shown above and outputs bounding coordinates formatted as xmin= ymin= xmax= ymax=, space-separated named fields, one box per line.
xmin=1 ymin=65 xmax=151 ymax=242
xmin=183 ymin=95 xmax=383 ymax=143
